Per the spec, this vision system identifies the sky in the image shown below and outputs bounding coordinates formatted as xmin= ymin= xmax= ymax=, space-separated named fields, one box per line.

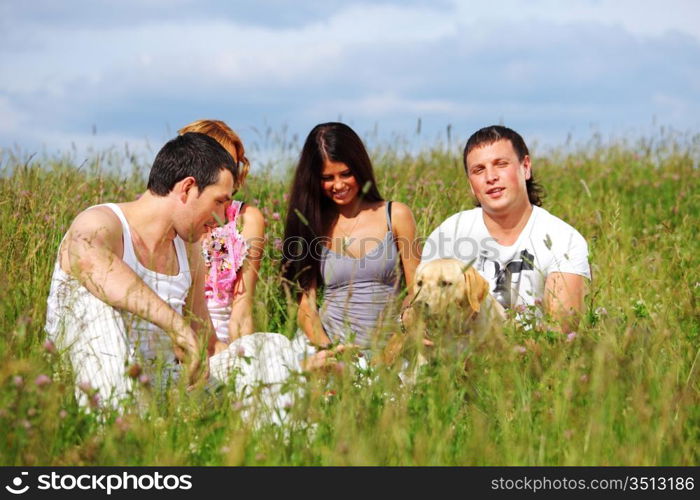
xmin=1 ymin=0 xmax=699 ymax=168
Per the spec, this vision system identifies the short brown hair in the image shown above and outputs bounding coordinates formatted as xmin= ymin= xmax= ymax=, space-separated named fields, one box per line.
xmin=463 ymin=125 xmax=544 ymax=207
xmin=147 ymin=133 xmax=235 ymax=196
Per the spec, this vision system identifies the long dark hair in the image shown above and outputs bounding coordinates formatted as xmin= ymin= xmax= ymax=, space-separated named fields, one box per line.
xmin=282 ymin=122 xmax=383 ymax=292
xmin=463 ymin=125 xmax=544 ymax=206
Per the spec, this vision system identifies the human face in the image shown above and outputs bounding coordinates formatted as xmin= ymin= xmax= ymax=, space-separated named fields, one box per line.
xmin=180 ymin=169 xmax=234 ymax=242
xmin=465 ymin=139 xmax=531 ymax=216
xmin=320 ymin=160 xmax=360 ymax=206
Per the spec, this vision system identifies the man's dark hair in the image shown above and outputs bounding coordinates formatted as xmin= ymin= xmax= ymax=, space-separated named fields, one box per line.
xmin=463 ymin=125 xmax=544 ymax=206
xmin=147 ymin=132 xmax=237 ymax=196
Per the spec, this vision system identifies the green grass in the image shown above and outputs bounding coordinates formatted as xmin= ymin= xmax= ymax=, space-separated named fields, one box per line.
xmin=0 ymin=131 xmax=698 ymax=465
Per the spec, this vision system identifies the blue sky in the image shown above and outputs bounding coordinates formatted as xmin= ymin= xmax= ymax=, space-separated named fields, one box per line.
xmin=1 ymin=0 xmax=699 ymax=167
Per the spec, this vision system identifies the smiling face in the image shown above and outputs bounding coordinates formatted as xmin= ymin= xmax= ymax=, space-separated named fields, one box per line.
xmin=177 ymin=168 xmax=234 ymax=242
xmin=320 ymin=159 xmax=360 ymax=207
xmin=465 ymin=139 xmax=532 ymax=217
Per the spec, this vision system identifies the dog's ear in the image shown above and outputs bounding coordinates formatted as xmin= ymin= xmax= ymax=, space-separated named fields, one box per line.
xmin=460 ymin=258 xmax=476 ymax=274
xmin=463 ymin=267 xmax=489 ymax=314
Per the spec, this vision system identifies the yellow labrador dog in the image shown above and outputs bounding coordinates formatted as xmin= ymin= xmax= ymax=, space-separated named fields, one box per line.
xmin=383 ymin=258 xmax=506 ymax=368
xmin=411 ymin=258 xmax=506 ymax=338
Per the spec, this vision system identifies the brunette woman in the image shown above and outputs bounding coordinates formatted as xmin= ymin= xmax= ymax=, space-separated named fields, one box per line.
xmin=282 ymin=122 xmax=420 ymax=355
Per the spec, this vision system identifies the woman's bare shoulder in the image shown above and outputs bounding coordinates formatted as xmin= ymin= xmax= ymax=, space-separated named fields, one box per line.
xmin=389 ymin=201 xmax=416 ymax=236
xmin=239 ymin=204 xmax=265 ymax=235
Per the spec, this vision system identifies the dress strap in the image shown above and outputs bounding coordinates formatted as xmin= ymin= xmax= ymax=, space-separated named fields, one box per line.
xmin=236 ymin=201 xmax=245 ymax=226
xmin=385 ymin=201 xmax=393 ymax=232
xmin=226 ymin=200 xmax=244 ymax=226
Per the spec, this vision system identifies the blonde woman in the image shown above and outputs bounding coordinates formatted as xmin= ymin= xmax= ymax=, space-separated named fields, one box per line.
xmin=177 ymin=120 xmax=332 ymax=423
xmin=178 ymin=120 xmax=264 ymax=350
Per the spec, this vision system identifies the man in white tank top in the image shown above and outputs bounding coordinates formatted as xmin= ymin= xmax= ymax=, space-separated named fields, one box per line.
xmin=421 ymin=126 xmax=590 ymax=333
xmin=46 ymin=133 xmax=237 ymax=407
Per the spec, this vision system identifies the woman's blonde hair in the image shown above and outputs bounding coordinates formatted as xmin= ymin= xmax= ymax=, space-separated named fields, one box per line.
xmin=178 ymin=119 xmax=250 ymax=188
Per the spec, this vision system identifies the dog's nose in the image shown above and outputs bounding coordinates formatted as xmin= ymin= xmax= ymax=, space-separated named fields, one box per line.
xmin=413 ymin=301 xmax=429 ymax=314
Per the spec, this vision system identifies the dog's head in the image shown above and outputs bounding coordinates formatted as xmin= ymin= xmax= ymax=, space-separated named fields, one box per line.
xmin=412 ymin=258 xmax=490 ymax=318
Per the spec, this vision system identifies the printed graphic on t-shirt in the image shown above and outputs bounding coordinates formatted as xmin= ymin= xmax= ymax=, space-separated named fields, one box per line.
xmin=422 ymin=206 xmax=590 ymax=311
xmin=481 ymin=249 xmax=535 ymax=309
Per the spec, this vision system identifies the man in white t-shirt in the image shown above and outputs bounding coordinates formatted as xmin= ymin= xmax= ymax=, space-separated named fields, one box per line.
xmin=421 ymin=125 xmax=590 ymax=333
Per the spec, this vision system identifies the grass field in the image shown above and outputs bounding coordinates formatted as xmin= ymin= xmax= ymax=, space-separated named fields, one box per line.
xmin=0 ymin=130 xmax=698 ymax=465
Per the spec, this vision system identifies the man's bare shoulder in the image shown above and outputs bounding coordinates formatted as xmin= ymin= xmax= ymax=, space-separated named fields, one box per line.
xmin=58 ymin=205 xmax=125 ymax=273
xmin=65 ymin=205 xmax=123 ymax=250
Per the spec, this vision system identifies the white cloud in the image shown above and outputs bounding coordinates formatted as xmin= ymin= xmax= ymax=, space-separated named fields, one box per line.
xmin=451 ymin=0 xmax=700 ymax=40
xmin=1 ymin=3 xmax=459 ymax=95
xmin=314 ymin=93 xmax=461 ymax=116
xmin=1 ymin=1 xmax=699 ymax=154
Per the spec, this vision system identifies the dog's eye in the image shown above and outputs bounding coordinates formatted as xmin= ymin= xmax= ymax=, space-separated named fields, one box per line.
xmin=417 ymin=280 xmax=423 ymax=287
xmin=440 ymin=280 xmax=451 ymax=287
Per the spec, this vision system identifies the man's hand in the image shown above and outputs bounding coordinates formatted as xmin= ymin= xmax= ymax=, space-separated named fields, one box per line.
xmin=172 ymin=326 xmax=209 ymax=388
xmin=63 ymin=206 xmax=210 ymax=382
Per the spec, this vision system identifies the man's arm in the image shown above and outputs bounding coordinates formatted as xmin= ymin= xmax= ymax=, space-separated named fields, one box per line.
xmin=544 ymin=272 xmax=587 ymax=334
xmin=60 ymin=207 xmax=205 ymax=385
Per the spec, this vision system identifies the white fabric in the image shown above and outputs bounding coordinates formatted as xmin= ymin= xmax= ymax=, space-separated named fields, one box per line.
xmin=46 ymin=203 xmax=191 ymax=406
xmin=45 ymin=204 xmax=302 ymax=419
xmin=105 ymin=203 xmax=192 ymax=362
xmin=208 ymin=302 xmax=233 ymax=342
xmin=46 ymin=268 xmax=143 ymax=407
xmin=421 ymin=205 xmax=590 ymax=309
xmin=289 ymin=329 xmax=371 ymax=371
xmin=289 ymin=330 xmax=320 ymax=363
xmin=208 ymin=333 xmax=302 ymax=424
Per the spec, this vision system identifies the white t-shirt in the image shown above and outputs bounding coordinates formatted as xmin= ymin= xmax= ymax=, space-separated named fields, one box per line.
xmin=421 ymin=205 xmax=590 ymax=309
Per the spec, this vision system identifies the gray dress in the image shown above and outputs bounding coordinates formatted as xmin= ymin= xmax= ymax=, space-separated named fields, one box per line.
xmin=319 ymin=201 xmax=401 ymax=348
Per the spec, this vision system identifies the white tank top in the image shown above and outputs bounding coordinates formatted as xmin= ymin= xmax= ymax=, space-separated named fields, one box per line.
xmin=45 ymin=203 xmax=192 ymax=363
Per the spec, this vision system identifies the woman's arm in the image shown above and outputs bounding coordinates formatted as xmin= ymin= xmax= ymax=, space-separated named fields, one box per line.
xmin=380 ymin=202 xmax=422 ymax=366
xmin=298 ymin=278 xmax=332 ymax=348
xmin=227 ymin=205 xmax=265 ymax=342
xmin=391 ymin=201 xmax=421 ymax=294
xmin=184 ymin=240 xmax=218 ymax=356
